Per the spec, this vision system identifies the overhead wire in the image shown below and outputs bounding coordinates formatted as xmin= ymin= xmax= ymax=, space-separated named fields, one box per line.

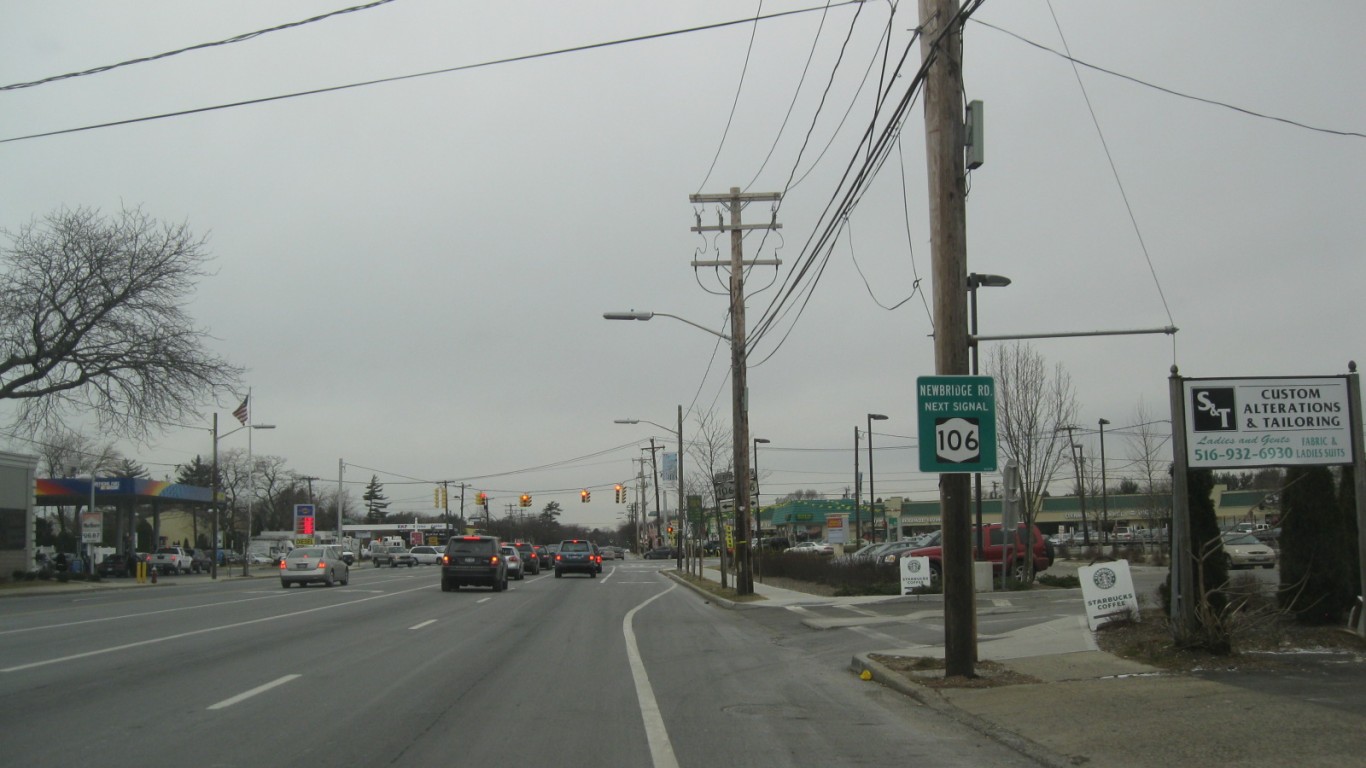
xmin=1 ymin=1 xmax=867 ymax=145
xmin=1043 ymin=0 xmax=1176 ymax=333
xmin=970 ymin=17 xmax=1365 ymax=140
xmin=697 ymin=0 xmax=767 ymax=193
xmin=0 ymin=0 xmax=404 ymax=92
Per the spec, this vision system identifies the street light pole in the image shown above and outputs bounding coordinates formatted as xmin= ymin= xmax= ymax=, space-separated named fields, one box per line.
xmin=867 ymin=414 xmax=888 ymax=542
xmin=1099 ymin=418 xmax=1111 ymax=547
xmin=854 ymin=426 xmax=861 ymax=544
xmin=753 ymin=437 xmax=769 ymax=582
xmin=242 ymin=423 xmax=276 ymax=576
xmin=967 ymin=273 xmax=1011 ymax=557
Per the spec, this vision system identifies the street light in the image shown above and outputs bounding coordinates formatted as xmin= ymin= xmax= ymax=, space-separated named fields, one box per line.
xmin=967 ymin=273 xmax=1011 ymax=557
xmin=753 ymin=438 xmax=769 ymax=582
xmin=1099 ymin=418 xmax=1111 ymax=547
xmin=615 ymin=406 xmax=685 ymax=571
xmin=866 ymin=414 xmax=888 ymax=542
xmin=209 ymin=417 xmax=275 ymax=579
xmin=608 ymin=308 xmax=756 ymax=595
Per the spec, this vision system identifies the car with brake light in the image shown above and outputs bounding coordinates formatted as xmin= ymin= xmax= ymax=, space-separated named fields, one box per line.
xmin=441 ymin=535 xmax=507 ymax=591
xmin=279 ymin=546 xmax=350 ymax=588
xmin=555 ymin=539 xmax=599 ymax=578
xmin=512 ymin=542 xmax=540 ymax=574
xmin=501 ymin=545 xmax=525 ymax=580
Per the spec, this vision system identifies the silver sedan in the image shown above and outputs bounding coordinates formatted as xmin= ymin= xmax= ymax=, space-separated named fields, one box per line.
xmin=280 ymin=546 xmax=350 ymax=587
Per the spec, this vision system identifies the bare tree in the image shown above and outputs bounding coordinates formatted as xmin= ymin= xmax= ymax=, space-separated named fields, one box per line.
xmin=986 ymin=341 xmax=1077 ymax=571
xmin=0 ymin=206 xmax=242 ymax=438
xmin=1128 ymin=400 xmax=1173 ymax=549
xmin=34 ymin=427 xmax=118 ymax=535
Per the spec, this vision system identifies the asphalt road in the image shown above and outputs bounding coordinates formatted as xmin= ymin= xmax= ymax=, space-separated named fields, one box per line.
xmin=0 ymin=561 xmax=1036 ymax=768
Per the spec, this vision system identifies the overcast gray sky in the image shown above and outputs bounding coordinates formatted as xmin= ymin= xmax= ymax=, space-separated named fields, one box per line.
xmin=3 ymin=1 xmax=1362 ymax=528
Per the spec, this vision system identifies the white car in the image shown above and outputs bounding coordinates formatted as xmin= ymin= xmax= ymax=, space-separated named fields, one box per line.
xmin=409 ymin=545 xmax=442 ymax=565
xmin=500 ymin=545 xmax=525 ymax=580
xmin=789 ymin=541 xmax=834 ymax=555
xmin=1221 ymin=532 xmax=1277 ymax=569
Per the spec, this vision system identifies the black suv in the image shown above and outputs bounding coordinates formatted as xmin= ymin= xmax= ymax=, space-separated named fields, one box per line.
xmin=554 ymin=539 xmax=599 ymax=578
xmin=441 ymin=535 xmax=508 ymax=592
xmin=513 ymin=541 xmax=541 ymax=575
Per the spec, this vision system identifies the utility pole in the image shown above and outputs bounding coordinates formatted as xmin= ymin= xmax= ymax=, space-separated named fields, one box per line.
xmin=1059 ymin=424 xmax=1091 ymax=544
xmin=854 ymin=426 xmax=862 ymax=544
xmin=689 ymin=186 xmax=781 ymax=596
xmin=644 ymin=440 xmax=663 ymax=548
xmin=920 ymin=0 xmax=974 ymax=677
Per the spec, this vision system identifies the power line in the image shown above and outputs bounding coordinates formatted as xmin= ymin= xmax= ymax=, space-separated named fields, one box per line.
xmin=1 ymin=0 xmax=403 ymax=92
xmin=970 ymin=17 xmax=1366 ymax=140
xmin=1 ymin=1 xmax=866 ymax=145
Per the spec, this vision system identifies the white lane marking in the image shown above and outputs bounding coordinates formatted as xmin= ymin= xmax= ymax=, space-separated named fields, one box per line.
xmin=1 ymin=584 xmax=433 ymax=673
xmin=477 ymin=597 xmax=491 ymax=604
xmin=851 ymin=625 xmax=904 ymax=646
xmin=410 ymin=619 xmax=436 ymax=630
xmin=623 ymin=585 xmax=680 ymax=768
xmin=208 ymin=674 xmax=301 ymax=710
xmin=0 ymin=591 xmax=294 ymax=636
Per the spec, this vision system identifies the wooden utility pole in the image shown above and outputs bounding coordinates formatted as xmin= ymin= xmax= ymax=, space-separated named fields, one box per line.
xmin=919 ymin=0 xmax=975 ymax=677
xmin=689 ymin=187 xmax=781 ymax=596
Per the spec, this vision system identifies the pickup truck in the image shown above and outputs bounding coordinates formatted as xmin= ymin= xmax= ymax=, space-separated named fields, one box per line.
xmin=900 ymin=523 xmax=1052 ymax=584
xmin=149 ymin=546 xmax=193 ymax=575
xmin=371 ymin=545 xmax=416 ymax=568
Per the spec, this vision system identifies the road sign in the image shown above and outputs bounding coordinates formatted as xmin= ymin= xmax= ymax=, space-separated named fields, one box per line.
xmin=917 ymin=375 xmax=997 ymax=473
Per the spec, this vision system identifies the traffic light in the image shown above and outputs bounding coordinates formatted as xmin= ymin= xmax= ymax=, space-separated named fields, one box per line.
xmin=614 ymin=484 xmax=624 ymax=503
xmin=580 ymin=489 xmax=590 ymax=503
xmin=520 ymin=493 xmax=531 ymax=507
xmin=667 ymin=525 xmax=674 ymax=535
xmin=477 ymin=492 xmax=489 ymax=508
xmin=434 ymin=487 xmax=440 ymax=508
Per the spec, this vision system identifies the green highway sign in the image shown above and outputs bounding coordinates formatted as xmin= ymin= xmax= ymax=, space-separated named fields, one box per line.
xmin=917 ymin=375 xmax=997 ymax=473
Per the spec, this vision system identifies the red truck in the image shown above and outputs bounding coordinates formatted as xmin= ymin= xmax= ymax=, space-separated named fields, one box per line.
xmin=902 ymin=523 xmax=1053 ymax=583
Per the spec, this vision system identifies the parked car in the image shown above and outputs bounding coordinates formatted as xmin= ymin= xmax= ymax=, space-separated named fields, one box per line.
xmin=554 ymin=539 xmax=599 ymax=578
xmin=187 ymin=548 xmax=213 ymax=573
xmin=96 ymin=553 xmax=136 ymax=578
xmin=643 ymin=547 xmax=676 ymax=560
xmin=898 ymin=523 xmax=1053 ymax=584
xmin=441 ymin=535 xmax=507 ymax=592
xmin=789 ymin=541 xmax=834 ymax=555
xmin=279 ymin=546 xmax=350 ymax=588
xmin=409 ymin=545 xmax=443 ymax=565
xmin=1221 ymin=531 xmax=1277 ymax=569
xmin=501 ymin=545 xmax=525 ymax=580
xmin=512 ymin=542 xmax=541 ymax=574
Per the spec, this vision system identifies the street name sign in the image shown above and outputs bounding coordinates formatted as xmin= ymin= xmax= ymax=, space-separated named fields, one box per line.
xmin=917 ymin=375 xmax=997 ymax=473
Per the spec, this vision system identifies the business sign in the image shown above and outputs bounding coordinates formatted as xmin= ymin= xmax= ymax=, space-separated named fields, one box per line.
xmin=900 ymin=556 xmax=933 ymax=594
xmin=1078 ymin=560 xmax=1140 ymax=631
xmin=80 ymin=512 xmax=103 ymax=543
xmin=825 ymin=515 xmax=846 ymax=544
xmin=294 ymin=504 xmax=316 ymax=536
xmin=917 ymin=375 xmax=997 ymax=473
xmin=1184 ymin=377 xmax=1353 ymax=468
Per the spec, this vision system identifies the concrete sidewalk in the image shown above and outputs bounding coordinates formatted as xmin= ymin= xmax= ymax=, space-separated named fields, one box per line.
xmin=672 ymin=564 xmax=1366 ymax=768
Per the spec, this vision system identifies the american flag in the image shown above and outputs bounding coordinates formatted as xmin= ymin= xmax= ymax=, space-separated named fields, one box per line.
xmin=232 ymin=396 xmax=249 ymax=425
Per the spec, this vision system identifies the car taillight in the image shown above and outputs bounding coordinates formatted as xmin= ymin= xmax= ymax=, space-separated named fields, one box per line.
xmin=317 ymin=561 xmax=326 ymax=570
xmin=441 ymin=555 xmax=450 ymax=565
xmin=279 ymin=561 xmax=287 ymax=570
xmin=491 ymin=555 xmax=500 ymax=564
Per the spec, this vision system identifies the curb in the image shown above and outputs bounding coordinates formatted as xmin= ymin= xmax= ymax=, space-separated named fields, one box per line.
xmin=664 ymin=569 xmax=740 ymax=609
xmin=849 ymin=653 xmax=1074 ymax=768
